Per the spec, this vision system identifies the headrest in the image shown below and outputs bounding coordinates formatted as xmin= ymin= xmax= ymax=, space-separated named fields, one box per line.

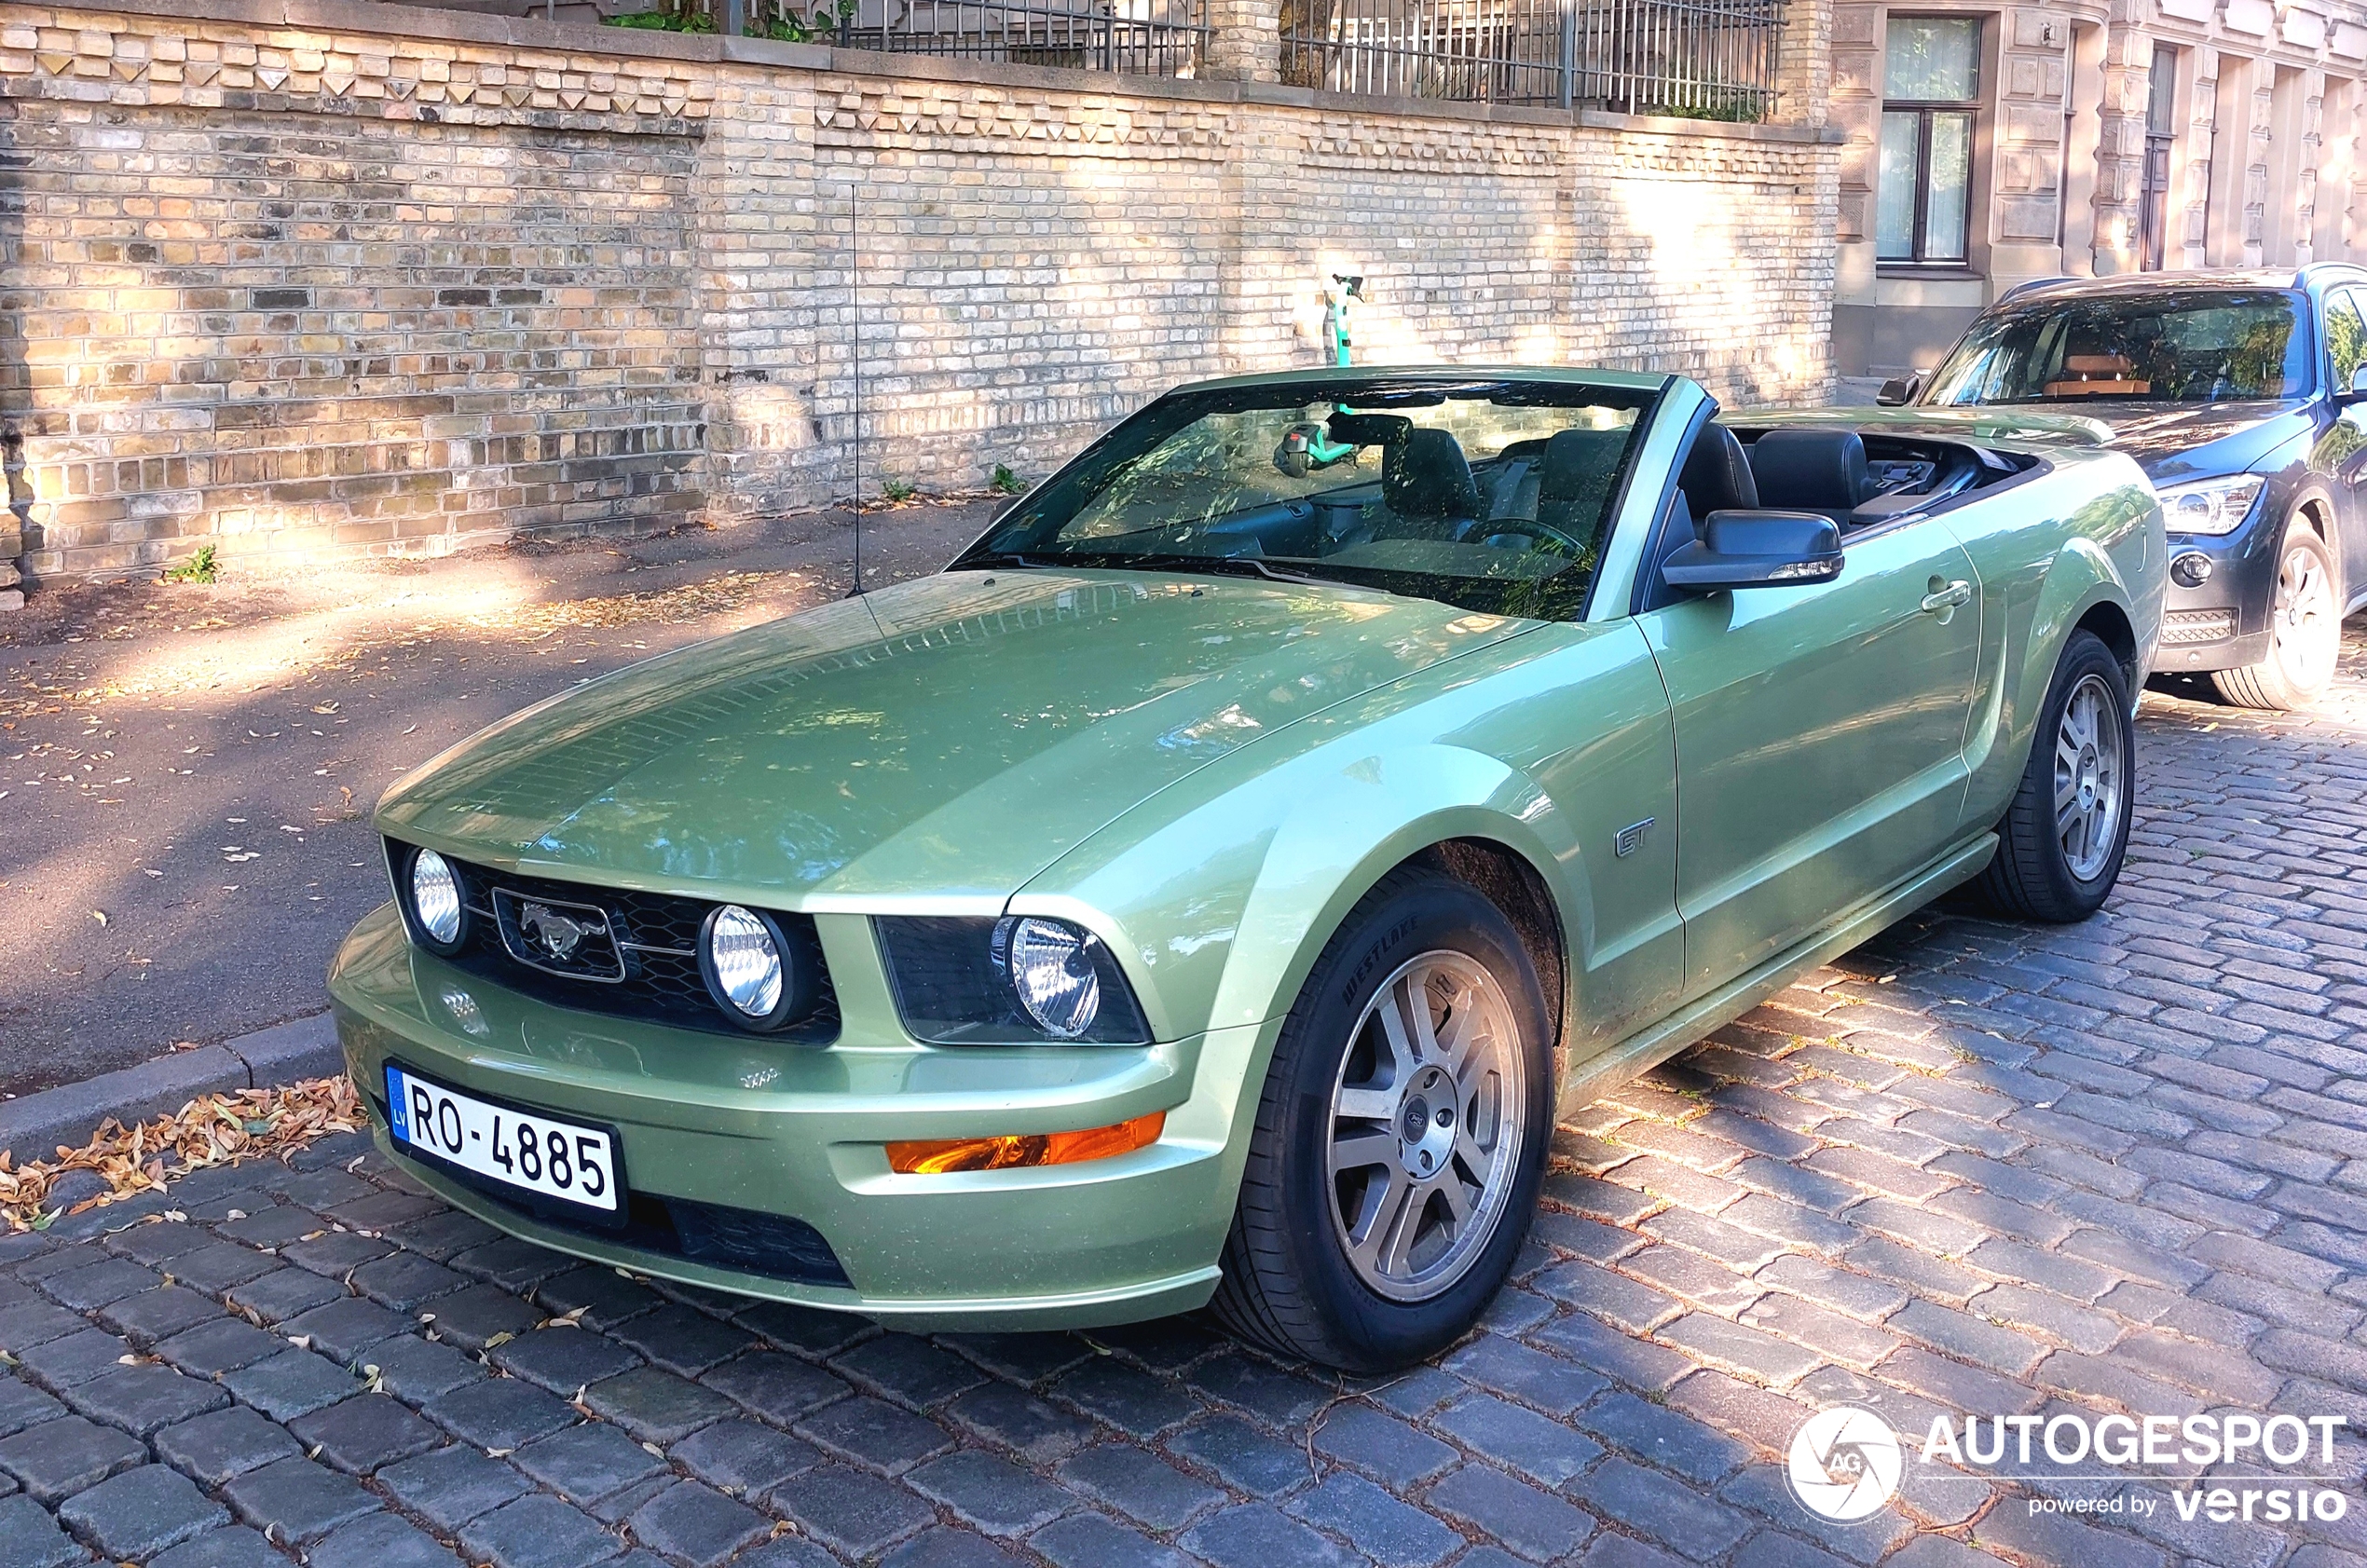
xmin=1384 ymin=429 xmax=1483 ymax=520
xmin=1678 ymin=423 xmax=1758 ymax=515
xmin=1748 ymin=429 xmax=1871 ymax=512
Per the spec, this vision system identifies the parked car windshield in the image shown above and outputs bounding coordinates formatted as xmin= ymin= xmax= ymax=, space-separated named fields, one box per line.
xmin=956 ymin=377 xmax=1656 ymax=620
xmin=1921 ymin=290 xmax=2311 ymax=405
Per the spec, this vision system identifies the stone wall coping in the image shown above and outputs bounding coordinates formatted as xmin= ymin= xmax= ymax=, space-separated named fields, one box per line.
xmin=83 ymin=0 xmax=1840 ymax=143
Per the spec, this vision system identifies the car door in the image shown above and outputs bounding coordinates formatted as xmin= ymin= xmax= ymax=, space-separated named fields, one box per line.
xmin=1630 ymin=429 xmax=1985 ymax=997
xmin=2312 ymin=285 xmax=2367 ymax=585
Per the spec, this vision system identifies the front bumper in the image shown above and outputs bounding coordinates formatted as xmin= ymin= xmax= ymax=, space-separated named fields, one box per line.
xmin=2153 ymin=521 xmax=2281 ymax=673
xmin=329 ymin=902 xmax=1271 ymax=1330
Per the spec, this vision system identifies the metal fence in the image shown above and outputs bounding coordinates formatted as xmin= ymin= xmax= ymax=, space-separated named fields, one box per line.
xmin=627 ymin=0 xmax=1776 ymax=108
xmin=840 ymin=0 xmax=1204 ymax=71
xmin=1278 ymin=0 xmax=1782 ymax=115
xmin=699 ymin=0 xmax=1206 ymax=75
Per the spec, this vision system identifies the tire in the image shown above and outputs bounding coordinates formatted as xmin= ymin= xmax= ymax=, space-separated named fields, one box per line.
xmin=1211 ymin=867 xmax=1553 ymax=1371
xmin=1972 ymin=629 xmax=2134 ymax=922
xmin=2211 ymin=520 xmax=2341 ymax=710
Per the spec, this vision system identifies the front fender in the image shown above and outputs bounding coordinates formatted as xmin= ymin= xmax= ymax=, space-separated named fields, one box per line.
xmin=1013 ymin=616 xmax=1682 ymax=1081
xmin=1011 ymin=741 xmax=1579 ymax=1042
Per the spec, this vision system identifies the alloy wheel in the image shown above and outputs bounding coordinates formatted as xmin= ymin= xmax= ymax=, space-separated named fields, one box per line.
xmin=2269 ymin=535 xmax=2340 ymax=694
xmin=2053 ymin=671 xmax=2125 ymax=882
xmin=1325 ymin=950 xmax=1526 ymax=1302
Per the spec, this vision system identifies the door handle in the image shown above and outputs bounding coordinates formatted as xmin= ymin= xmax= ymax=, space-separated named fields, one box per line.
xmin=1920 ymin=579 xmax=1973 ymax=615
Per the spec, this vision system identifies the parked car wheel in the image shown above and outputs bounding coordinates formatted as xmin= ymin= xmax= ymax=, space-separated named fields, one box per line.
xmin=2212 ymin=521 xmax=2342 ymax=710
xmin=1211 ymin=868 xmax=1553 ymax=1370
xmin=1973 ymin=630 xmax=2133 ymax=923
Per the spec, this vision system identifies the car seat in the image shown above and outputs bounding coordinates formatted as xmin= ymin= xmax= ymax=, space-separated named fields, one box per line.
xmin=1536 ymin=427 xmax=1629 ymax=543
xmin=1383 ymin=429 xmax=1484 ymax=529
xmin=1747 ymin=429 xmax=1873 ymax=525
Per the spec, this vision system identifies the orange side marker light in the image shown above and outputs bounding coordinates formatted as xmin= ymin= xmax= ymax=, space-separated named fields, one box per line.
xmin=887 ymin=1111 xmax=1165 ymax=1175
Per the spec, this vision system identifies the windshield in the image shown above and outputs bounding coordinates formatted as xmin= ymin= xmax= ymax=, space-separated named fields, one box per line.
xmin=955 ymin=377 xmax=1655 ymax=620
xmin=1922 ymin=290 xmax=2311 ymax=405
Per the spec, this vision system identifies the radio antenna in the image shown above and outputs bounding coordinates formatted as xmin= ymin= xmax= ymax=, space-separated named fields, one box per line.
xmin=847 ymin=177 xmax=865 ymax=597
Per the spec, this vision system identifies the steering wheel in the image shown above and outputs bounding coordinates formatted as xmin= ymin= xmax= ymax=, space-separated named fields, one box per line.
xmin=1465 ymin=516 xmax=1589 ymax=556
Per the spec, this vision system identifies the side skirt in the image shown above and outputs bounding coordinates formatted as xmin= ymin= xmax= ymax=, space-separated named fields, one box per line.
xmin=1555 ymin=832 xmax=1999 ymax=1119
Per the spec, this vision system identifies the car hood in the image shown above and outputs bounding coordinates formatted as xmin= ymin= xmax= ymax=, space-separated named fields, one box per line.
xmin=1935 ymin=400 xmax=2311 ymax=476
xmin=376 ymin=569 xmax=1526 ymax=903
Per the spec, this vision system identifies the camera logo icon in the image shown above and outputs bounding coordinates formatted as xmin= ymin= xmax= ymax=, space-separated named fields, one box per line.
xmin=1787 ymin=1406 xmax=1903 ymax=1522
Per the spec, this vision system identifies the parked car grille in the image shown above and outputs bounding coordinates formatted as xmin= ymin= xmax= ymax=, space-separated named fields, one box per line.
xmin=2162 ymin=608 xmax=2237 ymax=646
xmin=404 ymin=846 xmax=837 ymax=1042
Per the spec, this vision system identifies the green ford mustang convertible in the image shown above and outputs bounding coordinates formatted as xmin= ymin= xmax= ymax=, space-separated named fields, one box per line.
xmin=331 ymin=367 xmax=2166 ymax=1370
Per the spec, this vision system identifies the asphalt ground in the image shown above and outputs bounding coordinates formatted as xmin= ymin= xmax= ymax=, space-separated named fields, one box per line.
xmin=0 ymin=503 xmax=992 ymax=1097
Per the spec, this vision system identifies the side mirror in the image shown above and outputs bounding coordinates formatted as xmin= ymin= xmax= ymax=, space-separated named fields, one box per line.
xmin=1662 ymin=510 xmax=1844 ymax=591
xmin=1876 ymin=377 xmax=1911 ymax=406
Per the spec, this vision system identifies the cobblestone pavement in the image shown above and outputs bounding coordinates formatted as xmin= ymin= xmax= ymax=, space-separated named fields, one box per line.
xmin=7 ymin=630 xmax=2367 ymax=1568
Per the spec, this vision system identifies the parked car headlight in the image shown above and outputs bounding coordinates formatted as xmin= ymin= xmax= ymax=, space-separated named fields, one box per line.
xmin=2157 ymin=475 xmax=2265 ymax=537
xmin=700 ymin=904 xmax=820 ymax=1031
xmin=406 ymin=848 xmax=465 ymax=950
xmin=875 ymin=915 xmax=1150 ymax=1045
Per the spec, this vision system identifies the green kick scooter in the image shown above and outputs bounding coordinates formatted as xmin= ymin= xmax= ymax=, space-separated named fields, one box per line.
xmin=1275 ymin=274 xmax=1366 ymax=478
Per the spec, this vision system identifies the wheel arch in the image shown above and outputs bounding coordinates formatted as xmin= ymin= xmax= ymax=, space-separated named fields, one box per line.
xmin=1415 ymin=837 xmax=1568 ymax=1058
xmin=2072 ymin=597 xmax=2139 ymax=690
xmin=1211 ymin=787 xmax=1581 ymax=1050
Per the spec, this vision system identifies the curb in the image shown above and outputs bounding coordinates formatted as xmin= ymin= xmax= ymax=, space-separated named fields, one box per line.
xmin=0 ymin=1012 xmax=343 ymax=1163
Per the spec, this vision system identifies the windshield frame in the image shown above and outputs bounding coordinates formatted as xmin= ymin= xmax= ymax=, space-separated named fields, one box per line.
xmin=950 ymin=373 xmax=1670 ymax=622
xmin=1918 ymin=287 xmax=2319 ymax=409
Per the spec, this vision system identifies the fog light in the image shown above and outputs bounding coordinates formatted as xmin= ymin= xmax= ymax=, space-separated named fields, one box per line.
xmin=2171 ymin=551 xmax=2214 ymax=588
xmin=887 ymin=1111 xmax=1165 ymax=1175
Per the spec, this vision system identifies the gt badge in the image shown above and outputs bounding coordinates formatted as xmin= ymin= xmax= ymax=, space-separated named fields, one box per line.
xmin=1615 ymin=818 xmax=1654 ymax=858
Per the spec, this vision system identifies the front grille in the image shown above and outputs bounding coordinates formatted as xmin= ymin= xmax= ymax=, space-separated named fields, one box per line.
xmin=402 ymin=846 xmax=837 ymax=1042
xmin=2163 ymin=608 xmax=2237 ymax=646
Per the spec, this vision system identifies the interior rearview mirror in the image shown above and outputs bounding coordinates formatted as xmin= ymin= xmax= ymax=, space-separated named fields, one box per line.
xmin=1662 ymin=511 xmax=1844 ymax=591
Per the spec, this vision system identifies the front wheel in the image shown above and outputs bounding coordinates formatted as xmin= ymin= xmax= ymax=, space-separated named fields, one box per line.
xmin=1972 ymin=629 xmax=2134 ymax=922
xmin=2212 ymin=521 xmax=2341 ymax=710
xmin=1211 ymin=869 xmax=1553 ymax=1370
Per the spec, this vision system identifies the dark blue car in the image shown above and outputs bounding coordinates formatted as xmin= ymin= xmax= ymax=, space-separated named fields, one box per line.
xmin=1888 ymin=266 xmax=2363 ymax=708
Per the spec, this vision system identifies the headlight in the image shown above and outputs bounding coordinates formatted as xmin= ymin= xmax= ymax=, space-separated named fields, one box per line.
xmin=995 ymin=917 xmax=1100 ymax=1039
xmin=2157 ymin=475 xmax=2265 ymax=537
xmin=406 ymin=848 xmax=465 ymax=950
xmin=875 ymin=916 xmax=1150 ymax=1045
xmin=700 ymin=904 xmax=819 ymax=1032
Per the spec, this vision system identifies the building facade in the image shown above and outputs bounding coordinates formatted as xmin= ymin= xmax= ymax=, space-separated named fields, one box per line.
xmin=1831 ymin=0 xmax=2367 ymax=378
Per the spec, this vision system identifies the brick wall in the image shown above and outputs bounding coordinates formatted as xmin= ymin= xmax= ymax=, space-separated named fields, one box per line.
xmin=0 ymin=0 xmax=1840 ymax=587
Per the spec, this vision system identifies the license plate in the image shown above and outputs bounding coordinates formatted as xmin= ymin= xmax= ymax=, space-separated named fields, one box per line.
xmin=386 ymin=1065 xmax=620 ymax=1214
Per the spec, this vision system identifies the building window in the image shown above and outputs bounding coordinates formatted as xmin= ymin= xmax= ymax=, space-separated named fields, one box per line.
xmin=2138 ymin=47 xmax=2179 ymax=270
xmin=1878 ymin=16 xmax=1981 ymax=265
